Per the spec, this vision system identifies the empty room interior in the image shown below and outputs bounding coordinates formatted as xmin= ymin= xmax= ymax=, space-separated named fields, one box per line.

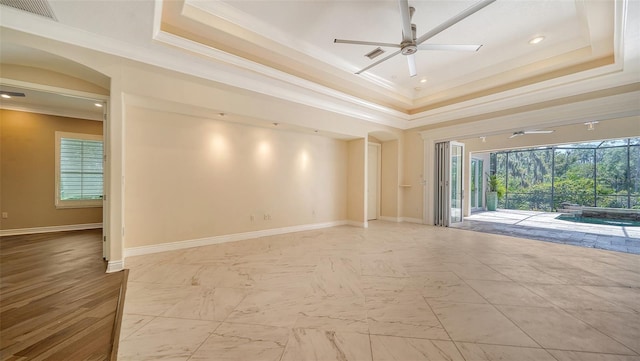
xmin=1 ymin=0 xmax=639 ymax=360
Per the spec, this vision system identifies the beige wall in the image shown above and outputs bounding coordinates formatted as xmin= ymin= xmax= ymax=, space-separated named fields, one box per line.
xmin=124 ymin=106 xmax=348 ymax=247
xmin=401 ymin=130 xmax=425 ymax=221
xmin=347 ymin=138 xmax=365 ymax=224
xmin=0 ymin=109 xmax=103 ymax=230
xmin=380 ymin=140 xmax=399 ymax=219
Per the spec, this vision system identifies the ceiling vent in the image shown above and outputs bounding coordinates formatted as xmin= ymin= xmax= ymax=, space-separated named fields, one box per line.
xmin=0 ymin=0 xmax=57 ymax=21
xmin=365 ymin=47 xmax=385 ymax=60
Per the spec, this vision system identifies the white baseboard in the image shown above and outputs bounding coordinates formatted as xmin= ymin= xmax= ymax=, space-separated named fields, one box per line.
xmin=379 ymin=216 xmax=401 ymax=222
xmin=0 ymin=223 xmax=103 ymax=237
xmin=347 ymin=220 xmax=367 ymax=228
xmin=401 ymin=217 xmax=424 ymax=224
xmin=124 ymin=220 xmax=348 ymax=258
xmin=107 ymin=260 xmax=124 ymax=273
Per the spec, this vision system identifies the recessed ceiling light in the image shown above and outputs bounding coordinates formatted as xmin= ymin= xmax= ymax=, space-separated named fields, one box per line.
xmin=1 ymin=94 xmax=11 ymax=99
xmin=420 ymin=78 xmax=427 ymax=83
xmin=529 ymin=36 xmax=545 ymax=45
xmin=94 ymin=103 xmax=103 ymax=107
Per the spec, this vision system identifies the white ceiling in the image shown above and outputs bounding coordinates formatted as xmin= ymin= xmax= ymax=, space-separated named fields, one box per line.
xmin=0 ymin=0 xmax=636 ymax=128
xmin=0 ymin=85 xmax=105 ymax=121
xmin=210 ymin=0 xmax=605 ymax=94
xmin=161 ymin=0 xmax=616 ymax=112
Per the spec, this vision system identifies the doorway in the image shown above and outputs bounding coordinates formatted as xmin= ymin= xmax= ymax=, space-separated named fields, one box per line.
xmin=434 ymin=141 xmax=465 ymax=226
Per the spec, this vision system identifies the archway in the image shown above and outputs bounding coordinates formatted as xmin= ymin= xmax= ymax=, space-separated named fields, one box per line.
xmin=0 ymin=42 xmax=113 ymax=262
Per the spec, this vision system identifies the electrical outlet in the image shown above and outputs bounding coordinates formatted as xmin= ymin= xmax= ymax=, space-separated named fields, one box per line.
xmin=1 ymin=212 xmax=7 ymax=219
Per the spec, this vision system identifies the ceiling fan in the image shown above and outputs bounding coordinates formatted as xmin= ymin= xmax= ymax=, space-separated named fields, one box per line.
xmin=509 ymin=130 xmax=555 ymax=138
xmin=0 ymin=91 xmax=26 ymax=98
xmin=334 ymin=0 xmax=496 ymax=77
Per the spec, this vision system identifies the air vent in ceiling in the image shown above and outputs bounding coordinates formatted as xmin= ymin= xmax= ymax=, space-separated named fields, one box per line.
xmin=365 ymin=47 xmax=385 ymax=60
xmin=0 ymin=0 xmax=57 ymax=21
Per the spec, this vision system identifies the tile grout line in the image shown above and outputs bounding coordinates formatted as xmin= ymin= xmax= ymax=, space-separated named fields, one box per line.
xmin=421 ymin=294 xmax=469 ymax=361
xmin=450 ymin=269 xmax=549 ymax=352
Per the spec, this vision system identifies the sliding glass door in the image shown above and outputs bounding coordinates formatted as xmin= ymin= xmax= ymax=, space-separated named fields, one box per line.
xmin=471 ymin=158 xmax=484 ymax=210
xmin=450 ymin=142 xmax=464 ymax=224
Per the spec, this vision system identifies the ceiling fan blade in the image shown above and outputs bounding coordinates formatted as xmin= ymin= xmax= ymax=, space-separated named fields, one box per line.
xmin=524 ymin=130 xmax=554 ymax=134
xmin=398 ymin=0 xmax=413 ymax=43
xmin=415 ymin=0 xmax=496 ymax=45
xmin=355 ymin=49 xmax=402 ymax=74
xmin=510 ymin=130 xmax=553 ymax=138
xmin=334 ymin=39 xmax=401 ymax=48
xmin=0 ymin=91 xmax=26 ymax=97
xmin=417 ymin=44 xmax=482 ymax=52
xmin=407 ymin=54 xmax=417 ymax=77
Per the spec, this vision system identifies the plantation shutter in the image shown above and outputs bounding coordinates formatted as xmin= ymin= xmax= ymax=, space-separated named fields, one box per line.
xmin=59 ymin=137 xmax=104 ymax=201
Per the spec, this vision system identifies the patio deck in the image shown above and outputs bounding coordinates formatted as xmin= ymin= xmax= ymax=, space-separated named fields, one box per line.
xmin=452 ymin=209 xmax=640 ymax=254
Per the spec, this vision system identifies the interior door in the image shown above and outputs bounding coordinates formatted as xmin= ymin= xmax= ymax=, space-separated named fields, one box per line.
xmin=449 ymin=142 xmax=464 ymax=224
xmin=367 ymin=143 xmax=380 ymax=221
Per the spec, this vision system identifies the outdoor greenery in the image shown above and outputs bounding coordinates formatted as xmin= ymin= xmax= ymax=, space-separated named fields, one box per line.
xmin=490 ymin=138 xmax=640 ymax=211
xmin=486 ymin=173 xmax=505 ymax=200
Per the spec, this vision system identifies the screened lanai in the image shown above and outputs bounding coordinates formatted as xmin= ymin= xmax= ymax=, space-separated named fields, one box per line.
xmin=491 ymin=138 xmax=640 ymax=211
xmin=454 ymin=137 xmax=640 ymax=254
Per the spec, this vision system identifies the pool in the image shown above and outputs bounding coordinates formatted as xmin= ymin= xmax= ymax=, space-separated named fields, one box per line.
xmin=556 ymin=214 xmax=640 ymax=227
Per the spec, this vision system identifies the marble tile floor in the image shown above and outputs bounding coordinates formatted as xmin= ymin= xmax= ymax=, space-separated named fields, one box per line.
xmin=118 ymin=221 xmax=640 ymax=361
xmin=453 ymin=209 xmax=640 ymax=255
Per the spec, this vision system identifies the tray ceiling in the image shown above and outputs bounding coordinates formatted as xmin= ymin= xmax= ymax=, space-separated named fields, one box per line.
xmin=160 ymin=0 xmax=615 ymax=114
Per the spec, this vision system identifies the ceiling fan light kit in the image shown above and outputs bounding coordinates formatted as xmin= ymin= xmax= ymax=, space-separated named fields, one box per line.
xmin=334 ymin=0 xmax=496 ymax=77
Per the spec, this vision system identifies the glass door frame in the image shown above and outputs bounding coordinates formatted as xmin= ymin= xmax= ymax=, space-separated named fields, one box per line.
xmin=449 ymin=142 xmax=464 ymax=224
xmin=471 ymin=158 xmax=484 ymax=211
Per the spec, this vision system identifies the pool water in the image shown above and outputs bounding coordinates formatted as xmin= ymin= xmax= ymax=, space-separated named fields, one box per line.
xmin=556 ymin=214 xmax=640 ymax=227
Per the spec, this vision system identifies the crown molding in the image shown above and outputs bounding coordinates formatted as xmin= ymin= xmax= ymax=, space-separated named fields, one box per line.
xmin=152 ymin=30 xmax=409 ymax=128
xmin=183 ymin=0 xmax=413 ymax=99
xmin=1 ymin=0 xmax=636 ymax=132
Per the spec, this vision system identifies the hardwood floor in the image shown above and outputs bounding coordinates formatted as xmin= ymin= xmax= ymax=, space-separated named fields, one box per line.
xmin=0 ymin=229 xmax=127 ymax=361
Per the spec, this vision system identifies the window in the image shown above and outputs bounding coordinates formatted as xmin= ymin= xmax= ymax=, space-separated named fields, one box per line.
xmin=55 ymin=131 xmax=104 ymax=208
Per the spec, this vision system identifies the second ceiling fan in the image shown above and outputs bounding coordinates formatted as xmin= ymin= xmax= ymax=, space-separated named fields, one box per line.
xmin=334 ymin=0 xmax=496 ymax=77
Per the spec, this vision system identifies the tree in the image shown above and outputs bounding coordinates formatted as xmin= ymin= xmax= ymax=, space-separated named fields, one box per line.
xmin=490 ymin=139 xmax=639 ymax=211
